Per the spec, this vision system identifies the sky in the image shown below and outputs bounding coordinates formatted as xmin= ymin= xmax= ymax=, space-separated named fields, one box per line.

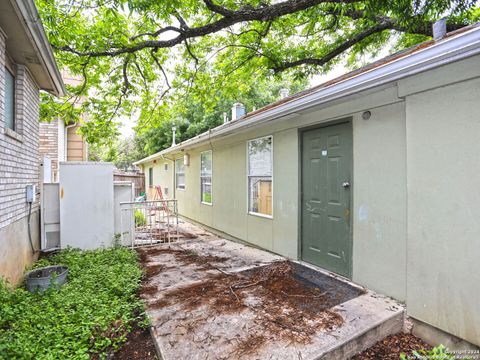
xmin=119 ymin=113 xmax=136 ymax=139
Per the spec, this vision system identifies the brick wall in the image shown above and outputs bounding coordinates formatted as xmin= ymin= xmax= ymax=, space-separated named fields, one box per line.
xmin=0 ymin=30 xmax=41 ymax=229
xmin=39 ymin=118 xmax=59 ymax=179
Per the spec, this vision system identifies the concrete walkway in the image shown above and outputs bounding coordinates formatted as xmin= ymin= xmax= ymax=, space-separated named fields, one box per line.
xmin=140 ymin=220 xmax=404 ymax=360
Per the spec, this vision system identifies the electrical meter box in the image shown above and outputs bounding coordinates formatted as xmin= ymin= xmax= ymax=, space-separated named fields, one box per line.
xmin=26 ymin=184 xmax=36 ymax=203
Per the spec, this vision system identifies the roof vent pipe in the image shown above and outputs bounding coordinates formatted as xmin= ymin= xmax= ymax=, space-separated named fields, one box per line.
xmin=223 ymin=112 xmax=228 ymax=124
xmin=231 ymin=103 xmax=246 ymax=121
xmin=433 ymin=18 xmax=447 ymax=41
xmin=279 ymin=88 xmax=290 ymax=99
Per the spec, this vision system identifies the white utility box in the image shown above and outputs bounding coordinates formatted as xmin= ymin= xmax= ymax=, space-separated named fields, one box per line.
xmin=59 ymin=162 xmax=115 ymax=249
xmin=26 ymin=184 xmax=36 ymax=203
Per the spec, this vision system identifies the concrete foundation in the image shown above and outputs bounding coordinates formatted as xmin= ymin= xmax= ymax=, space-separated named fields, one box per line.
xmin=411 ymin=318 xmax=480 ymax=352
xmin=0 ymin=210 xmax=40 ymax=284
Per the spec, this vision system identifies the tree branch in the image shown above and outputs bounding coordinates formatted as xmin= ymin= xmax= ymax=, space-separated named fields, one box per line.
xmin=55 ymin=0 xmax=363 ymax=57
xmin=202 ymin=0 xmax=236 ymax=17
xmin=272 ymin=22 xmax=393 ymax=73
xmin=129 ymin=26 xmax=184 ymax=41
xmin=324 ymin=7 xmax=469 ymax=36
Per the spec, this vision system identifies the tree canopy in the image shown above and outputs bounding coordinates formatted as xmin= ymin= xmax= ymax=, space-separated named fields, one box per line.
xmin=90 ymin=75 xmax=308 ymax=165
xmin=36 ymin=0 xmax=480 ymax=146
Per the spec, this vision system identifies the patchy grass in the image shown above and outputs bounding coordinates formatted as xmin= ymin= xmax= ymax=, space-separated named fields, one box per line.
xmin=0 ymin=247 xmax=146 ymax=359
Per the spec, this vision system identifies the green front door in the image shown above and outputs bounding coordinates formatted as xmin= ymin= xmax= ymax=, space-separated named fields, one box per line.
xmin=301 ymin=121 xmax=352 ymax=277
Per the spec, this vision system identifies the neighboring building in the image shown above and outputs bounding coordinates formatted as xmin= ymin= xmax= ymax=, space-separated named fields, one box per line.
xmin=39 ymin=117 xmax=88 ymax=182
xmin=135 ymin=24 xmax=480 ymax=348
xmin=39 ymin=73 xmax=88 ymax=182
xmin=0 ymin=0 xmax=65 ymax=283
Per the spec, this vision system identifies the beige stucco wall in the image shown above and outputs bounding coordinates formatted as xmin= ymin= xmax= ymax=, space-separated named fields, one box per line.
xmin=141 ymin=56 xmax=480 ymax=346
xmin=352 ymin=102 xmax=407 ymax=301
xmin=405 ymin=76 xmax=480 ymax=346
xmin=172 ymin=128 xmax=298 ymax=256
xmin=143 ymin=158 xmax=174 ymax=199
xmin=149 ymin=86 xmax=407 ymax=301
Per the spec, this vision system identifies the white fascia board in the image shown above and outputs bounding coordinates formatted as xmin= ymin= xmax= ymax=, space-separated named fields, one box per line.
xmin=134 ymin=25 xmax=480 ymax=165
xmin=15 ymin=0 xmax=66 ymax=96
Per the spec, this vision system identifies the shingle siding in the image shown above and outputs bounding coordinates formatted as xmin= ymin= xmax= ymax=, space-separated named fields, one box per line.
xmin=0 ymin=30 xmax=41 ymax=229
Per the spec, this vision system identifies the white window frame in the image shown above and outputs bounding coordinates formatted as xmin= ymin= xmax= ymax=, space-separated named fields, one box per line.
xmin=4 ymin=55 xmax=16 ymax=132
xmin=247 ymin=135 xmax=273 ymax=219
xmin=200 ymin=150 xmax=213 ymax=205
xmin=148 ymin=167 xmax=153 ymax=187
xmin=175 ymin=158 xmax=185 ymax=190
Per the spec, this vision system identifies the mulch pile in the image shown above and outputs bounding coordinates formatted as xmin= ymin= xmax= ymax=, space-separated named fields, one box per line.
xmin=138 ymin=246 xmax=345 ymax=357
xmin=352 ymin=333 xmax=432 ymax=360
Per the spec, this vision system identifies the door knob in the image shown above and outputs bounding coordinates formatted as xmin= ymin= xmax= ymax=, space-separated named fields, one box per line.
xmin=342 ymin=181 xmax=350 ymax=189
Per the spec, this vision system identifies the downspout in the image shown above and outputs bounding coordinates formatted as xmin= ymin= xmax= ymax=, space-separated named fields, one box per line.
xmin=64 ymin=121 xmax=77 ymax=161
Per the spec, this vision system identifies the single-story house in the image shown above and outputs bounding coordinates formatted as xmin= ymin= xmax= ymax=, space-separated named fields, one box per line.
xmin=0 ymin=0 xmax=65 ymax=283
xmin=134 ymin=23 xmax=480 ymax=347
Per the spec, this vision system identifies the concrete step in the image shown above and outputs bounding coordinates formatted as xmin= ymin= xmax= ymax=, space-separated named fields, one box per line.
xmin=316 ymin=292 xmax=405 ymax=359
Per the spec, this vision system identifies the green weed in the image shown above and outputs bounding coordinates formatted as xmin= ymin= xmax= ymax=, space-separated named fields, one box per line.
xmin=0 ymin=247 xmax=145 ymax=359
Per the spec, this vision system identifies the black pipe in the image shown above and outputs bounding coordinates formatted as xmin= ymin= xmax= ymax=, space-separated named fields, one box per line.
xmin=27 ymin=201 xmax=36 ymax=253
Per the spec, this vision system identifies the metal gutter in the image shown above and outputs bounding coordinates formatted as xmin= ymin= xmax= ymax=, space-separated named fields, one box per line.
xmin=15 ymin=0 xmax=66 ymax=96
xmin=134 ymin=23 xmax=480 ymax=165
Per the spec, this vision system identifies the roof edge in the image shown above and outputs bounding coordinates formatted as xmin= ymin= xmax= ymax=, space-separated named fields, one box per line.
xmin=15 ymin=0 xmax=66 ymax=97
xmin=134 ymin=23 xmax=480 ymax=166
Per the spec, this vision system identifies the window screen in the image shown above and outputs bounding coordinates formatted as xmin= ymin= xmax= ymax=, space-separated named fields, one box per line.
xmin=175 ymin=159 xmax=185 ymax=189
xmin=148 ymin=167 xmax=153 ymax=186
xmin=247 ymin=136 xmax=272 ymax=216
xmin=5 ymin=68 xmax=15 ymax=131
xmin=200 ymin=151 xmax=212 ymax=204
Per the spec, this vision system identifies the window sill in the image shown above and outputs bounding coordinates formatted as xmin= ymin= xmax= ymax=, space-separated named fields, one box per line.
xmin=201 ymin=202 xmax=212 ymax=206
xmin=248 ymin=211 xmax=273 ymax=220
xmin=176 ymin=187 xmax=185 ymax=191
xmin=4 ymin=128 xmax=23 ymax=143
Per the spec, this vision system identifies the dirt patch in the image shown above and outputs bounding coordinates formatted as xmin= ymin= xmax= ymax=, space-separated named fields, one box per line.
xmin=137 ymin=246 xmax=228 ymax=271
xmin=140 ymin=284 xmax=158 ymax=297
xmin=352 ymin=333 xmax=432 ymax=360
xmin=136 ymin=227 xmax=198 ymax=241
xmin=112 ymin=323 xmax=158 ymax=360
xmin=157 ymin=261 xmax=345 ymax=356
xmin=144 ymin=264 xmax=165 ymax=277
xmin=174 ymin=249 xmax=229 ymax=267
xmin=150 ymin=298 xmax=170 ymax=309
